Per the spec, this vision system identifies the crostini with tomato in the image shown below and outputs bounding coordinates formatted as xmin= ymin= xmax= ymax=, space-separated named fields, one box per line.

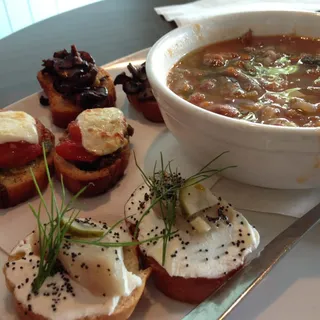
xmin=54 ymin=107 xmax=134 ymax=197
xmin=0 ymin=111 xmax=55 ymax=208
xmin=114 ymin=62 xmax=164 ymax=123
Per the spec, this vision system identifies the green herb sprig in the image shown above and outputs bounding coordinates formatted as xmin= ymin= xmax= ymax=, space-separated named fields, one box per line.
xmin=29 ymin=145 xmax=88 ymax=293
xmin=134 ymin=151 xmax=235 ymax=265
xmin=29 ymin=145 xmax=175 ymax=293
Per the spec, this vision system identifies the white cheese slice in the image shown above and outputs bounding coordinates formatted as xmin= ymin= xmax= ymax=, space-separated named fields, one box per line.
xmin=77 ymin=108 xmax=127 ymax=156
xmin=125 ymin=184 xmax=260 ymax=279
xmin=0 ymin=111 xmax=38 ymax=144
xmin=6 ymin=221 xmax=142 ymax=319
xmin=58 ymin=220 xmax=142 ymax=297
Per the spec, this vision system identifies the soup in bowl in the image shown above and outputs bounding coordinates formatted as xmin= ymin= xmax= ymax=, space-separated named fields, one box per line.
xmin=168 ymin=30 xmax=320 ymax=128
xmin=146 ymin=10 xmax=320 ymax=189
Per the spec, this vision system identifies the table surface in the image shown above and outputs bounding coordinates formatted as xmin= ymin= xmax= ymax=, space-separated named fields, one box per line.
xmin=1 ymin=1 xmax=320 ymax=319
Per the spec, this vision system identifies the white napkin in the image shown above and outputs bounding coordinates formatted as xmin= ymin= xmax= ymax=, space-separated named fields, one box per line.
xmin=155 ymin=0 xmax=320 ymax=27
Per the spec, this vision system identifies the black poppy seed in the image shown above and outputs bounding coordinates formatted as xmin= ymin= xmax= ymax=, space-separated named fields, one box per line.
xmin=216 ymin=223 xmax=220 ymax=227
xmin=236 ymin=214 xmax=239 ymax=217
xmin=108 ymin=269 xmax=111 ymax=272
xmin=186 ymin=264 xmax=189 ymax=267
xmin=205 ymin=249 xmax=208 ymax=252
xmin=233 ymin=258 xmax=237 ymax=262
xmin=240 ymin=221 xmax=244 ymax=225
xmin=239 ymin=234 xmax=243 ymax=237
xmin=224 ymin=272 xmax=227 ymax=275
xmin=17 ymin=285 xmax=21 ymax=289
xmin=25 ymin=278 xmax=29 ymax=283
xmin=182 ymin=246 xmax=186 ymax=250
xmin=238 ymin=253 xmax=242 ymax=257
xmin=12 ymin=267 xmax=15 ymax=271
xmin=12 ymin=262 xmax=16 ymax=265
xmin=29 ymin=252 xmax=33 ymax=256
xmin=185 ymin=256 xmax=188 ymax=259
xmin=97 ymin=264 xmax=101 ymax=268
xmin=232 ymin=242 xmax=236 ymax=245
xmin=28 ymin=304 xmax=32 ymax=311
xmin=103 ymin=293 xmax=106 ymax=297
xmin=205 ymin=258 xmax=209 ymax=261
xmin=216 ymin=256 xmax=220 ymax=259
xmin=247 ymin=233 xmax=251 ymax=236
xmin=20 ymin=266 xmax=23 ymax=270
xmin=241 ymin=248 xmax=246 ymax=252
xmin=241 ymin=240 xmax=245 ymax=244
xmin=225 ymin=251 xmax=229 ymax=255
xmin=101 ymin=248 xmax=104 ymax=252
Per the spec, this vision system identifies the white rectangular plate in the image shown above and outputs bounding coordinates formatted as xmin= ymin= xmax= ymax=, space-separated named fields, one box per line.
xmin=0 ymin=48 xmax=220 ymax=320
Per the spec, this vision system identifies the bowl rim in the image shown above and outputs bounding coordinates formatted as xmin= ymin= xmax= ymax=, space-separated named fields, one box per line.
xmin=146 ymin=9 xmax=320 ymax=136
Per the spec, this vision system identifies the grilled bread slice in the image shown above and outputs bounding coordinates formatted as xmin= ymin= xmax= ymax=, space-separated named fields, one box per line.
xmin=37 ymin=67 xmax=116 ymax=129
xmin=145 ymin=255 xmax=241 ymax=304
xmin=53 ymin=143 xmax=130 ymax=197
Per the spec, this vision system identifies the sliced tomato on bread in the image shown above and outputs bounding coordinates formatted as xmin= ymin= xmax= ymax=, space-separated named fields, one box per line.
xmin=55 ymin=140 xmax=99 ymax=162
xmin=0 ymin=142 xmax=42 ymax=169
xmin=0 ymin=119 xmax=52 ymax=169
xmin=56 ymin=121 xmax=99 ymax=163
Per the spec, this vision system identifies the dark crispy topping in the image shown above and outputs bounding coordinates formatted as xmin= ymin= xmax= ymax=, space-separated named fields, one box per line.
xmin=41 ymin=45 xmax=110 ymax=109
xmin=300 ymin=55 xmax=320 ymax=66
xmin=39 ymin=95 xmax=50 ymax=106
xmin=114 ymin=62 xmax=155 ymax=101
xmin=72 ymin=147 xmax=122 ymax=171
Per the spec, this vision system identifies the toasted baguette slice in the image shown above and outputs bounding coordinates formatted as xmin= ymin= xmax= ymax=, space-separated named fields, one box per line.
xmin=126 ymin=220 xmax=241 ymax=305
xmin=127 ymin=95 xmax=164 ymax=123
xmin=53 ymin=143 xmax=130 ymax=197
xmin=4 ymin=238 xmax=151 ymax=320
xmin=0 ymin=125 xmax=55 ymax=209
xmin=145 ymin=256 xmax=241 ymax=304
xmin=37 ymin=67 xmax=117 ymax=128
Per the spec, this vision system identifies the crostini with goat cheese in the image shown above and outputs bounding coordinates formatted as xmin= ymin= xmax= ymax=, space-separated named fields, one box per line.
xmin=125 ymin=157 xmax=260 ymax=304
xmin=3 ymin=158 xmax=151 ymax=320
xmin=54 ymin=107 xmax=134 ymax=197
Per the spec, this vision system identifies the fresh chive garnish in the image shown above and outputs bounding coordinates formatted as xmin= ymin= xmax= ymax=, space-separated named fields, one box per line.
xmin=133 ymin=151 xmax=235 ymax=265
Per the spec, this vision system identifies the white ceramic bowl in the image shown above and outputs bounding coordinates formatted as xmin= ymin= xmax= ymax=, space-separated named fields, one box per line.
xmin=146 ymin=10 xmax=320 ymax=189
